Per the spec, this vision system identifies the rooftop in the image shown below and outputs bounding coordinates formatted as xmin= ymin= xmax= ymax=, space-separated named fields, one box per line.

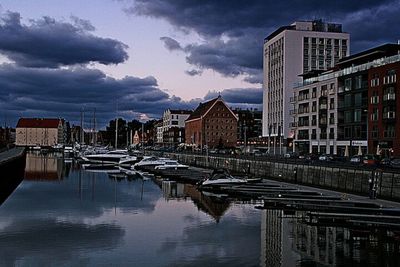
xmin=16 ymin=118 xmax=62 ymax=128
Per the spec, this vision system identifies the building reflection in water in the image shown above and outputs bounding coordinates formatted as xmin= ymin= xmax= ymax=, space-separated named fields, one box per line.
xmin=261 ymin=209 xmax=400 ymax=267
xmin=24 ymin=152 xmax=69 ymax=181
xmin=161 ymin=181 xmax=231 ymax=222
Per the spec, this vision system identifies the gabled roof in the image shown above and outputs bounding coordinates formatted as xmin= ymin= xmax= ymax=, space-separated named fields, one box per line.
xmin=185 ymin=96 xmax=238 ymax=122
xmin=185 ymin=98 xmax=219 ymax=122
xmin=16 ymin=118 xmax=62 ymax=128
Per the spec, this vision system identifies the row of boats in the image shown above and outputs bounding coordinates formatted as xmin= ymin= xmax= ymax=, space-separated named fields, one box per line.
xmin=75 ymin=147 xmax=255 ymax=187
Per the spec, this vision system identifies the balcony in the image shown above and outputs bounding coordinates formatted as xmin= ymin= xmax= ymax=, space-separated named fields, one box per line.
xmin=383 ymin=111 xmax=396 ymax=120
xmin=383 ymin=131 xmax=396 ymax=138
xmin=311 ymin=119 xmax=317 ymax=126
xmin=289 ymin=122 xmax=298 ymax=128
xmin=311 ymin=134 xmax=317 ymax=139
xmin=312 ymin=92 xmax=317 ymax=98
xmin=319 ymin=104 xmax=328 ymax=110
xmin=298 ymin=121 xmax=309 ymax=127
xmin=329 ymin=88 xmax=335 ymax=94
xmin=311 ymin=106 xmax=317 ymax=112
xmin=297 ymin=134 xmax=309 ymax=140
xmin=383 ymin=94 xmax=396 ymax=101
xmin=320 ymin=133 xmax=327 ymax=139
xmin=289 ymin=109 xmax=297 ymax=115
xmin=298 ymin=94 xmax=309 ymax=101
xmin=329 ymin=117 xmax=335 ymax=124
xmin=290 ymin=96 xmax=297 ymax=103
xmin=319 ymin=118 xmax=327 ymax=125
xmin=298 ymin=108 xmax=309 ymax=114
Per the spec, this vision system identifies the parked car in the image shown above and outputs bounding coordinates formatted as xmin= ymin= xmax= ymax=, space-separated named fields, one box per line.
xmin=380 ymin=157 xmax=392 ymax=167
xmin=304 ymin=154 xmax=318 ymax=162
xmin=284 ymin=152 xmax=298 ymax=158
xmin=318 ymin=154 xmax=333 ymax=161
xmin=363 ymin=154 xmax=379 ymax=166
xmin=350 ymin=155 xmax=363 ymax=164
xmin=390 ymin=158 xmax=400 ymax=169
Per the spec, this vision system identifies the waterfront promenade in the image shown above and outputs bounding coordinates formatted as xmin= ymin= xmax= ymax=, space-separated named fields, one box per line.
xmin=0 ymin=147 xmax=25 ymax=167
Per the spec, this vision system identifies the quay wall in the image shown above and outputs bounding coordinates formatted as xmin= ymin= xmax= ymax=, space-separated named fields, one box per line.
xmin=164 ymin=153 xmax=400 ymax=201
xmin=0 ymin=147 xmax=26 ymax=204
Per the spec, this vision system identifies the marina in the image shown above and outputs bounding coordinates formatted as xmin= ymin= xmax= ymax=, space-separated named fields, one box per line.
xmin=1 ymin=151 xmax=400 ymax=265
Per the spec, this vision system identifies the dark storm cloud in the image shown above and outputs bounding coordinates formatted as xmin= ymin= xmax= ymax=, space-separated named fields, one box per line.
xmin=0 ymin=11 xmax=128 ymax=67
xmin=0 ymin=64 xmax=195 ymax=127
xmin=127 ymin=0 xmax=399 ymax=82
xmin=185 ymin=69 xmax=202 ymax=76
xmin=205 ymin=88 xmax=262 ymax=105
xmin=160 ymin=36 xmax=183 ymax=51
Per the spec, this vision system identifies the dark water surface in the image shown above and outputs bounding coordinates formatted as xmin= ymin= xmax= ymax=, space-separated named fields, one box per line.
xmin=0 ymin=152 xmax=400 ymax=266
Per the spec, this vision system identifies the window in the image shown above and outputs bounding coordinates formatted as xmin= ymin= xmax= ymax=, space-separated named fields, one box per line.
xmin=344 ymin=127 xmax=351 ymax=138
xmin=344 ymin=111 xmax=352 ymax=123
xmin=355 ymin=75 xmax=362 ymax=89
xmin=371 ymin=73 xmax=379 ymax=87
xmin=354 ymin=126 xmax=361 ymax=138
xmin=344 ymin=78 xmax=352 ymax=91
xmin=371 ymin=108 xmax=379 ymax=121
xmin=344 ymin=94 xmax=352 ymax=107
xmin=370 ymin=91 xmax=379 ymax=104
xmin=354 ymin=93 xmax=362 ymax=106
xmin=354 ymin=109 xmax=361 ymax=122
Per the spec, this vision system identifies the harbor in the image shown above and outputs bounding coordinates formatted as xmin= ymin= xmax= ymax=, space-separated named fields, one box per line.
xmin=1 ymin=149 xmax=400 ymax=266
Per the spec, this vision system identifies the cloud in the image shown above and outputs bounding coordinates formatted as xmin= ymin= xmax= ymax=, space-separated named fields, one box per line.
xmin=126 ymin=0 xmax=399 ymax=83
xmin=185 ymin=69 xmax=202 ymax=76
xmin=160 ymin=36 xmax=183 ymax=51
xmin=205 ymin=87 xmax=262 ymax=105
xmin=0 ymin=64 xmax=196 ymax=127
xmin=0 ymin=11 xmax=128 ymax=67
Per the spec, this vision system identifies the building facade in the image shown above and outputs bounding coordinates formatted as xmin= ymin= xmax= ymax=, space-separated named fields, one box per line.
xmin=291 ymin=44 xmax=400 ymax=156
xmin=292 ymin=75 xmax=338 ymax=154
xmin=368 ymin=61 xmax=400 ymax=157
xmin=185 ymin=96 xmax=238 ymax=148
xmin=16 ymin=118 xmax=66 ymax=147
xmin=263 ymin=20 xmax=349 ymax=152
xmin=162 ymin=109 xmax=192 ymax=146
xmin=235 ymin=108 xmax=262 ymax=146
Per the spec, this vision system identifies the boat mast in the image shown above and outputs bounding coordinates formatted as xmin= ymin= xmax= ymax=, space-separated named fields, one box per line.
xmin=115 ymin=103 xmax=118 ymax=149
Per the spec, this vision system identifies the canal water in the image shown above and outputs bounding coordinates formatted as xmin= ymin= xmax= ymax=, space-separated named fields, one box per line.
xmin=0 ymin=152 xmax=399 ymax=266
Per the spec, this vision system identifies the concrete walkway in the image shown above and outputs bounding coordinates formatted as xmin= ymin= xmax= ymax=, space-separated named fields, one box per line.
xmin=0 ymin=147 xmax=25 ymax=166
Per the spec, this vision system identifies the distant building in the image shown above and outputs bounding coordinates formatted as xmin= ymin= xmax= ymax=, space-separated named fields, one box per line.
xmin=263 ymin=20 xmax=350 ymax=152
xmin=154 ymin=119 xmax=163 ymax=145
xmin=185 ymin=96 xmax=238 ymax=148
xmin=0 ymin=127 xmax=15 ymax=148
xmin=162 ymin=109 xmax=192 ymax=147
xmin=15 ymin=118 xmax=66 ymax=147
xmin=235 ymin=108 xmax=262 ymax=145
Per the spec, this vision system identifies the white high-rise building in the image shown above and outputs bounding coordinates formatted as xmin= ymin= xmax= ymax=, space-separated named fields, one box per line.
xmin=262 ymin=20 xmax=350 ymax=151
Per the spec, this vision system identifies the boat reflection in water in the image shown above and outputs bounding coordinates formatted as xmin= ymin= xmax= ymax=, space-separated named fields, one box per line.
xmin=2 ymin=152 xmax=400 ymax=266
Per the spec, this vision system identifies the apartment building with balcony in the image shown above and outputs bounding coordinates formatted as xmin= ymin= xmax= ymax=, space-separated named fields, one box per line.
xmin=368 ymin=61 xmax=400 ymax=157
xmin=262 ymin=20 xmax=349 ymax=153
xmin=291 ymin=73 xmax=338 ymax=154
xmin=291 ymin=43 xmax=400 ymax=156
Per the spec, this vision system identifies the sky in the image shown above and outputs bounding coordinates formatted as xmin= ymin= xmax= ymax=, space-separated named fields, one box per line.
xmin=0 ymin=0 xmax=399 ymax=128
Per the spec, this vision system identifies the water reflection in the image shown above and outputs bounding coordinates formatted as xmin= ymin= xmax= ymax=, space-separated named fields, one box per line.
xmin=0 ymin=152 xmax=262 ymax=266
xmin=261 ymin=209 xmax=400 ymax=267
xmin=24 ymin=152 xmax=70 ymax=181
xmin=161 ymin=181 xmax=231 ymax=222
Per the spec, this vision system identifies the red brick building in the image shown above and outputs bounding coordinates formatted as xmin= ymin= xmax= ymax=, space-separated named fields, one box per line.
xmin=185 ymin=96 xmax=238 ymax=148
xmin=368 ymin=61 xmax=400 ymax=157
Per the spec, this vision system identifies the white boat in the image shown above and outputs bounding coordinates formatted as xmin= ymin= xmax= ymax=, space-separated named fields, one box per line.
xmin=119 ymin=156 xmax=138 ymax=166
xmin=133 ymin=156 xmax=169 ymax=169
xmin=199 ymin=169 xmax=247 ymax=186
xmin=154 ymin=160 xmax=189 ymax=170
xmin=81 ymin=150 xmax=132 ymax=164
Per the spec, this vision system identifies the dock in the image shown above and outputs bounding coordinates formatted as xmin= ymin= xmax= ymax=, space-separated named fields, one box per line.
xmin=136 ymin=163 xmax=400 ymax=229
